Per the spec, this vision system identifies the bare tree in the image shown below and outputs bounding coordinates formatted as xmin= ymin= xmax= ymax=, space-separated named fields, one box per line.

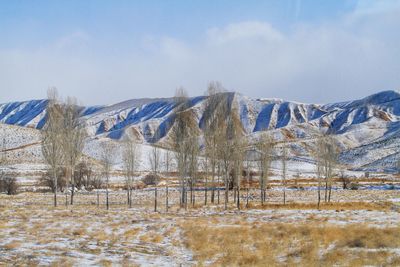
xmin=281 ymin=146 xmax=288 ymax=205
xmin=149 ymin=145 xmax=161 ymax=176
xmin=123 ymin=138 xmax=140 ymax=208
xmin=255 ymin=133 xmax=275 ymax=205
xmin=314 ymin=146 xmax=323 ymax=209
xmin=171 ymin=88 xmax=197 ymax=209
xmin=61 ymin=97 xmax=86 ymax=205
xmin=101 ymin=142 xmax=116 ymax=210
xmin=74 ymin=160 xmax=94 ymax=190
xmin=316 ymin=135 xmax=338 ymax=203
xmin=164 ymin=149 xmax=172 ymax=174
xmin=203 ymin=82 xmax=226 ymax=204
xmin=232 ymin=134 xmax=246 ymax=209
xmin=217 ymin=110 xmax=242 ymax=210
xmin=40 ymin=167 xmax=67 ymax=193
xmin=218 ymin=134 xmax=233 ymax=210
xmin=244 ymin=149 xmax=253 ymax=208
xmin=41 ymin=88 xmax=64 ymax=206
xmin=187 ymin=136 xmax=200 ymax=206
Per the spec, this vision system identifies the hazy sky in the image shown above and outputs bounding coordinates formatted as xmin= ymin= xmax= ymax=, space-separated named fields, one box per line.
xmin=0 ymin=0 xmax=400 ymax=105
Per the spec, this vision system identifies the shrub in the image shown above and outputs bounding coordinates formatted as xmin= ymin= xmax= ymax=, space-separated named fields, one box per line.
xmin=89 ymin=174 xmax=103 ymax=190
xmin=39 ymin=167 xmax=67 ymax=192
xmin=142 ymin=173 xmax=160 ymax=185
xmin=0 ymin=176 xmax=19 ymax=195
xmin=349 ymin=183 xmax=359 ymax=190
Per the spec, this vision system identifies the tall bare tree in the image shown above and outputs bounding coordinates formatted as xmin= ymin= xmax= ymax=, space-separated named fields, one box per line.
xmin=256 ymin=133 xmax=275 ymax=205
xmin=218 ymin=132 xmax=233 ymax=210
xmin=123 ymin=138 xmax=140 ymax=208
xmin=41 ymin=88 xmax=64 ymax=206
xmin=203 ymin=82 xmax=226 ymax=204
xmin=101 ymin=141 xmax=116 ymax=210
xmin=171 ymin=88 xmax=197 ymax=209
xmin=232 ymin=134 xmax=246 ymax=209
xmin=187 ymin=136 xmax=200 ymax=206
xmin=149 ymin=145 xmax=161 ymax=176
xmin=316 ymin=135 xmax=338 ymax=203
xmin=61 ymin=97 xmax=86 ymax=205
xmin=217 ymin=108 xmax=243 ymax=210
xmin=164 ymin=149 xmax=172 ymax=174
xmin=313 ymin=142 xmax=324 ymax=209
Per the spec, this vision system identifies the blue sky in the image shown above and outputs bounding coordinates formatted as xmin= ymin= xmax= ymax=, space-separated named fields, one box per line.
xmin=0 ymin=0 xmax=399 ymax=105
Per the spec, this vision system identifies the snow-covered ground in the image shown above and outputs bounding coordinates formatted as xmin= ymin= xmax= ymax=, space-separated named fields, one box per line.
xmin=0 ymin=188 xmax=400 ymax=266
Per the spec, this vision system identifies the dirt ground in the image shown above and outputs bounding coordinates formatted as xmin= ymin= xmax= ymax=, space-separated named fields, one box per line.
xmin=0 ymin=188 xmax=400 ymax=266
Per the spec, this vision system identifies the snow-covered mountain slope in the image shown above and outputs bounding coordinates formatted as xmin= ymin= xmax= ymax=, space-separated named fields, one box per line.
xmin=1 ymin=90 xmax=400 ymax=172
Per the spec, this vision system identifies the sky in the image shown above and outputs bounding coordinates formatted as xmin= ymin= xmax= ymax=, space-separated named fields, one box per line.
xmin=0 ymin=0 xmax=400 ymax=105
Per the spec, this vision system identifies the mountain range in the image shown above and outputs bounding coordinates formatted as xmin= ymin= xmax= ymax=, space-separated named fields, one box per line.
xmin=1 ymin=90 xmax=400 ymax=173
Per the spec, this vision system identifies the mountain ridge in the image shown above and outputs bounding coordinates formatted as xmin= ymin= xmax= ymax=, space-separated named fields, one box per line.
xmin=1 ymin=90 xmax=400 ymax=172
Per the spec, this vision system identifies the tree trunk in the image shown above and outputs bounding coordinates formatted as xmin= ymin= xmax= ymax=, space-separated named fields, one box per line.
xmin=283 ymin=178 xmax=286 ymax=205
xmin=260 ymin=187 xmax=263 ymax=205
xmin=185 ymin=188 xmax=188 ymax=210
xmin=180 ymin=176 xmax=185 ymax=208
xmin=317 ymin=180 xmax=321 ymax=210
xmin=237 ymin=186 xmax=240 ymax=210
xmin=71 ymin=186 xmax=75 ymax=205
xmin=193 ymin=188 xmax=195 ymax=207
xmin=204 ymin=176 xmax=208 ymax=205
xmin=325 ymin=178 xmax=328 ymax=202
xmin=65 ymin=180 xmax=68 ymax=207
xmin=53 ymin=169 xmax=57 ymax=207
xmin=246 ymin=187 xmax=249 ymax=208
xmin=154 ymin=187 xmax=157 ymax=212
xmin=70 ymin=168 xmax=74 ymax=205
xmin=127 ymin=187 xmax=130 ymax=207
xmin=129 ymin=188 xmax=133 ymax=208
xmin=224 ymin=173 xmax=228 ymax=210
xmin=211 ymin=163 xmax=215 ymax=203
xmin=166 ymin=185 xmax=169 ymax=212
xmin=106 ymin=177 xmax=109 ymax=210
xmin=328 ymin=179 xmax=332 ymax=203
xmin=190 ymin=182 xmax=193 ymax=205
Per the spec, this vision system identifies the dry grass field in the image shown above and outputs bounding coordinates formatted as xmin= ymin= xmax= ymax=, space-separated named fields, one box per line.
xmin=0 ymin=188 xmax=399 ymax=266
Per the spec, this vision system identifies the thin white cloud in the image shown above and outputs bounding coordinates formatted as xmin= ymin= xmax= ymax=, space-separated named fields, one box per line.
xmin=206 ymin=21 xmax=284 ymax=45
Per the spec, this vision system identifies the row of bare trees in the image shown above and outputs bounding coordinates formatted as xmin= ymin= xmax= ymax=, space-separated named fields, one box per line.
xmin=168 ymin=82 xmax=340 ymax=210
xmin=39 ymin=85 xmax=340 ymax=210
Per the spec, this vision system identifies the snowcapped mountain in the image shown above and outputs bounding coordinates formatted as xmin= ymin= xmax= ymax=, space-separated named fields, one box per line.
xmin=1 ymin=90 xmax=400 ymax=172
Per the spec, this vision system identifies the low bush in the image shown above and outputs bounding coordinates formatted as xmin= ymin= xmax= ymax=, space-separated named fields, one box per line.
xmin=0 ymin=176 xmax=19 ymax=195
xmin=142 ymin=173 xmax=161 ymax=185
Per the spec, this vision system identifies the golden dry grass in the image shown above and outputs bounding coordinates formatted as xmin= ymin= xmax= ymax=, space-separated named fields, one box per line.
xmin=245 ymin=201 xmax=392 ymax=211
xmin=1 ymin=191 xmax=399 ymax=266
xmin=123 ymin=227 xmax=141 ymax=239
xmin=3 ymin=241 xmax=21 ymax=250
xmin=181 ymin=218 xmax=400 ymax=266
xmin=139 ymin=232 xmax=164 ymax=243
